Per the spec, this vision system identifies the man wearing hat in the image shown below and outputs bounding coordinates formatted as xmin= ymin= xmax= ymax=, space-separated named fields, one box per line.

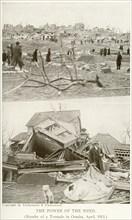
xmin=89 ymin=141 xmax=104 ymax=173
xmin=13 ymin=41 xmax=24 ymax=70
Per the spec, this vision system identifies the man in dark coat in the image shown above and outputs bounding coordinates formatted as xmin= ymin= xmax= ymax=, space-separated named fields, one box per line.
xmin=10 ymin=44 xmax=14 ymax=61
xmin=7 ymin=45 xmax=11 ymax=65
xmin=13 ymin=42 xmax=24 ymax=70
xmin=116 ymin=51 xmax=122 ymax=69
xmin=127 ymin=48 xmax=130 ymax=55
xmin=89 ymin=142 xmax=104 ymax=173
xmin=107 ymin=48 xmax=110 ymax=55
xmin=2 ymin=50 xmax=7 ymax=65
xmin=32 ymin=49 xmax=38 ymax=62
xmin=104 ymin=48 xmax=107 ymax=56
xmin=46 ymin=48 xmax=51 ymax=62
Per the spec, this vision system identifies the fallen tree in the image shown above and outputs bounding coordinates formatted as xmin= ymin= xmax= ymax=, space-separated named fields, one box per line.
xmin=3 ymin=37 xmax=103 ymax=95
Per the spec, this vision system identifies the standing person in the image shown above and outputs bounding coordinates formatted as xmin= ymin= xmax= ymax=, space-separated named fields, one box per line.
xmin=13 ymin=41 xmax=24 ymax=70
xmin=10 ymin=44 xmax=14 ymax=61
xmin=46 ymin=48 xmax=51 ymax=62
xmin=127 ymin=48 xmax=130 ymax=55
xmin=67 ymin=49 xmax=72 ymax=56
xmin=107 ymin=47 xmax=111 ymax=55
xmin=80 ymin=40 xmax=83 ymax=45
xmin=119 ymin=45 xmax=123 ymax=50
xmin=116 ymin=51 xmax=122 ymax=70
xmin=2 ymin=50 xmax=7 ymax=65
xmin=30 ymin=49 xmax=39 ymax=70
xmin=32 ymin=49 xmax=38 ymax=62
xmin=104 ymin=47 xmax=107 ymax=56
xmin=89 ymin=142 xmax=104 ymax=173
xmin=7 ymin=45 xmax=11 ymax=65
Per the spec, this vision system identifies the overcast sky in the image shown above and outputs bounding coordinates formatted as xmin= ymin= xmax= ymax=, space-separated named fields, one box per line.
xmin=2 ymin=96 xmax=130 ymax=144
xmin=2 ymin=1 xmax=131 ymax=32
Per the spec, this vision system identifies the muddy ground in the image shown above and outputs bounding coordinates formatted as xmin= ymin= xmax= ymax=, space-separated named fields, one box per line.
xmin=2 ymin=39 xmax=130 ymax=101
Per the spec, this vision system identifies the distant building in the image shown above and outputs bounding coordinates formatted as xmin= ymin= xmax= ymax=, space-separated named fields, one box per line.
xmin=93 ymin=27 xmax=99 ymax=32
xmin=15 ymin=24 xmax=23 ymax=31
xmin=25 ymin=24 xmax=34 ymax=32
xmin=50 ymin=24 xmax=57 ymax=30
xmin=67 ymin=25 xmax=73 ymax=30
xmin=3 ymin=24 xmax=13 ymax=30
xmin=74 ymin=23 xmax=85 ymax=30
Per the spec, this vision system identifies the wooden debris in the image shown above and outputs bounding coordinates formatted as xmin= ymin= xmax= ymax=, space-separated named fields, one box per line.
xmin=18 ymin=164 xmax=87 ymax=174
xmin=118 ymin=200 xmax=130 ymax=204
xmin=3 ymin=163 xmax=18 ymax=171
xmin=115 ymin=181 xmax=130 ymax=191
xmin=110 ymin=167 xmax=129 ymax=173
xmin=56 ymin=177 xmax=73 ymax=183
xmin=97 ymin=198 xmax=122 ymax=204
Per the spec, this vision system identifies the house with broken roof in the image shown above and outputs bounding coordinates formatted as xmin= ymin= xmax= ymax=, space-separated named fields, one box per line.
xmin=3 ymin=110 xmax=90 ymax=181
xmin=26 ymin=110 xmax=81 ymax=136
xmin=9 ymin=110 xmax=83 ymax=158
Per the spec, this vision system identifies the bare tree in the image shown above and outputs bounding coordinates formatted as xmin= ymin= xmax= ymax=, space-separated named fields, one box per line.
xmin=121 ymin=121 xmax=130 ymax=143
xmin=2 ymin=127 xmax=13 ymax=154
xmin=50 ymin=103 xmax=66 ymax=112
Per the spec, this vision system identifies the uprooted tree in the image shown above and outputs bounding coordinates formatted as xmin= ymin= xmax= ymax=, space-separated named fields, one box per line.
xmin=3 ymin=37 xmax=103 ymax=95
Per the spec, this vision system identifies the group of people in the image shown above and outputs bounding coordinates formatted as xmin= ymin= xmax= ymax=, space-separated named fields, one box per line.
xmin=2 ymin=41 xmax=24 ymax=70
xmin=99 ymin=46 xmax=130 ymax=70
xmin=2 ymin=41 xmax=52 ymax=71
xmin=31 ymin=48 xmax=51 ymax=63
xmin=100 ymin=47 xmax=110 ymax=56
xmin=2 ymin=44 xmax=13 ymax=66
xmin=2 ymin=40 xmax=130 ymax=72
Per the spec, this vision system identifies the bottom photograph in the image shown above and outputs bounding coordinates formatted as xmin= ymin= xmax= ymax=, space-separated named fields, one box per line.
xmin=2 ymin=98 xmax=130 ymax=204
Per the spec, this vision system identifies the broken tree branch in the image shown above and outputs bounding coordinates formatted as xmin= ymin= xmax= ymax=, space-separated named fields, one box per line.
xmin=63 ymin=54 xmax=78 ymax=81
xmin=3 ymin=79 xmax=28 ymax=95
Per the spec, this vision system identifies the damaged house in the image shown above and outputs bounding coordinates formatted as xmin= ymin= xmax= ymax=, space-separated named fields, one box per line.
xmin=2 ymin=110 xmax=130 ymax=204
xmin=3 ymin=110 xmax=90 ymax=181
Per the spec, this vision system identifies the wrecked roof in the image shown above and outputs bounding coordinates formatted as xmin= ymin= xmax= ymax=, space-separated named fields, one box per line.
xmin=26 ymin=110 xmax=80 ymax=127
xmin=121 ymin=144 xmax=130 ymax=149
xmin=35 ymin=119 xmax=77 ymax=147
xmin=10 ymin=132 xmax=29 ymax=143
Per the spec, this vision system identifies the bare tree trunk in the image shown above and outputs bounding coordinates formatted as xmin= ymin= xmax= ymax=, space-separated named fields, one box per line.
xmin=39 ymin=52 xmax=50 ymax=83
xmin=60 ymin=36 xmax=65 ymax=68
xmin=64 ymin=54 xmax=78 ymax=81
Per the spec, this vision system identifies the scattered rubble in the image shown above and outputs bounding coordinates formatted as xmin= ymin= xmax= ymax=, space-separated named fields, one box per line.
xmin=102 ymin=66 xmax=111 ymax=73
xmin=2 ymin=110 xmax=130 ymax=204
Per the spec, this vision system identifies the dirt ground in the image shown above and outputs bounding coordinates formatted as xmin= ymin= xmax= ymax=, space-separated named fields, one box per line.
xmin=2 ymin=39 xmax=130 ymax=101
xmin=2 ymin=182 xmax=67 ymax=203
xmin=2 ymin=182 xmax=130 ymax=204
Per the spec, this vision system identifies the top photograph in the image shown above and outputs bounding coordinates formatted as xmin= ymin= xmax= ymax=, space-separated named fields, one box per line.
xmin=2 ymin=1 xmax=130 ymax=101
